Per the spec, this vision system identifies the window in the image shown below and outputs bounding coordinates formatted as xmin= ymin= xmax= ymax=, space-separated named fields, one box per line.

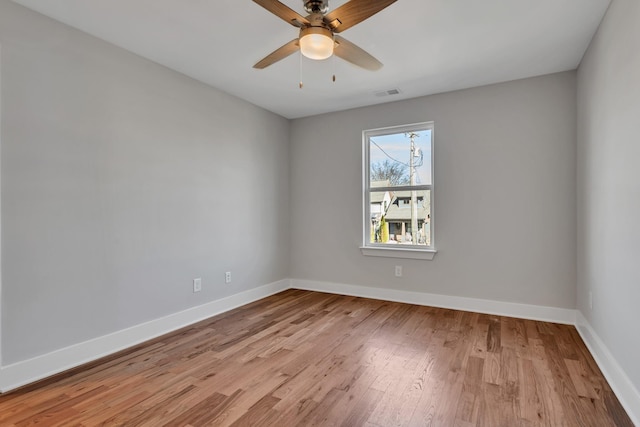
xmin=362 ymin=122 xmax=436 ymax=260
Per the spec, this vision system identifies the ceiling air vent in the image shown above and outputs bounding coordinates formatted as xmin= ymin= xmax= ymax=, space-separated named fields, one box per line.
xmin=374 ymin=88 xmax=402 ymax=97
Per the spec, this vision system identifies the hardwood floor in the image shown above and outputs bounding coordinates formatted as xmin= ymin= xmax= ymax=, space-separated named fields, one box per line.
xmin=0 ymin=290 xmax=633 ymax=426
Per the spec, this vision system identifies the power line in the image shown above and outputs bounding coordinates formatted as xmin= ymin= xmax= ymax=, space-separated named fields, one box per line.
xmin=370 ymin=139 xmax=410 ymax=167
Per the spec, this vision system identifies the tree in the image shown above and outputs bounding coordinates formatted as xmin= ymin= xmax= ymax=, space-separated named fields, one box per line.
xmin=370 ymin=160 xmax=409 ymax=186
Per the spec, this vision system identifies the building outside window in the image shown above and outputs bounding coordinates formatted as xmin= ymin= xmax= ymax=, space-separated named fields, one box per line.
xmin=362 ymin=122 xmax=435 ymax=260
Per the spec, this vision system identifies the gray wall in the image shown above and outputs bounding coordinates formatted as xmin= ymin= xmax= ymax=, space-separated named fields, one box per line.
xmin=577 ymin=0 xmax=640 ymax=390
xmin=0 ymin=0 xmax=290 ymax=364
xmin=290 ymin=72 xmax=577 ymax=309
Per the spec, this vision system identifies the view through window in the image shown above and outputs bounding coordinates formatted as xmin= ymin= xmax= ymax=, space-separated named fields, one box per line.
xmin=364 ymin=123 xmax=434 ymax=250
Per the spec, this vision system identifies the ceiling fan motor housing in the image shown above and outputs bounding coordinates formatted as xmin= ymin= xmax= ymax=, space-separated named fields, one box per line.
xmin=304 ymin=0 xmax=329 ymax=14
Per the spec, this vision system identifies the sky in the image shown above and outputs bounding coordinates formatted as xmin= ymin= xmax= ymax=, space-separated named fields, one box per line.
xmin=370 ymin=129 xmax=432 ymax=185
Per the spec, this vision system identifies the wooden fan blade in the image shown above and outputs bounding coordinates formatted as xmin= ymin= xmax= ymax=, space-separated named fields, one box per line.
xmin=333 ymin=35 xmax=382 ymax=70
xmin=254 ymin=39 xmax=300 ymax=69
xmin=253 ymin=0 xmax=310 ymax=27
xmin=324 ymin=0 xmax=397 ymax=33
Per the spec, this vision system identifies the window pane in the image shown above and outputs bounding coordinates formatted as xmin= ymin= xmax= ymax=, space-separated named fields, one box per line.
xmin=368 ymin=189 xmax=431 ymax=246
xmin=369 ymin=130 xmax=432 ymax=187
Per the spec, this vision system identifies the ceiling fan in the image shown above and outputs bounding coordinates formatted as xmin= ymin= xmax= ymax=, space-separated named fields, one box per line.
xmin=253 ymin=0 xmax=397 ymax=71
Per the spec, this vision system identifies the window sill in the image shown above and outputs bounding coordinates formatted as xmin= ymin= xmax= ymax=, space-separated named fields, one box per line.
xmin=360 ymin=246 xmax=437 ymax=260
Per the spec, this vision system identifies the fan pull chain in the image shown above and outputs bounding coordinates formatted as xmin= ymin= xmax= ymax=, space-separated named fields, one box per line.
xmin=299 ymin=52 xmax=304 ymax=89
xmin=332 ymin=53 xmax=336 ymax=82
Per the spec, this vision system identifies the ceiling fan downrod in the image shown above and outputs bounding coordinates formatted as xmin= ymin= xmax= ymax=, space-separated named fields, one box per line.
xmin=304 ymin=0 xmax=329 ymax=14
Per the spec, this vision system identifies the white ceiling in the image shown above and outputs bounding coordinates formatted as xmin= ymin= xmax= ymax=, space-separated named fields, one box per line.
xmin=11 ymin=0 xmax=610 ymax=119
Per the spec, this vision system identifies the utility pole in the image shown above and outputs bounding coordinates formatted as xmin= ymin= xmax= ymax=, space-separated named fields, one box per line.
xmin=406 ymin=132 xmax=419 ymax=244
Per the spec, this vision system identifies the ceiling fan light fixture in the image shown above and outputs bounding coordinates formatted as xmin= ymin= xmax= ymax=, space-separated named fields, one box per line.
xmin=299 ymin=27 xmax=334 ymax=60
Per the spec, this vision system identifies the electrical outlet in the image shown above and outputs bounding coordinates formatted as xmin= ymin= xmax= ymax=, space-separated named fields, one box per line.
xmin=395 ymin=265 xmax=402 ymax=277
xmin=193 ymin=278 xmax=202 ymax=293
xmin=225 ymin=271 xmax=232 ymax=284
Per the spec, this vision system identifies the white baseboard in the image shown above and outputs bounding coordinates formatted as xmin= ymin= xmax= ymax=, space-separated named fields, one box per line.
xmin=291 ymin=279 xmax=576 ymax=324
xmin=575 ymin=311 xmax=640 ymax=426
xmin=0 ymin=279 xmax=290 ymax=393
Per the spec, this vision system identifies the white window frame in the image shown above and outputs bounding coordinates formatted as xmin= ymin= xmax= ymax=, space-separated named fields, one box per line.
xmin=361 ymin=122 xmax=437 ymax=260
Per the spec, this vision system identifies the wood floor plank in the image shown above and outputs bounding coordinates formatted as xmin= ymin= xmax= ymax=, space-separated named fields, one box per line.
xmin=209 ymin=372 xmax=290 ymax=426
xmin=228 ymin=395 xmax=281 ymax=427
xmin=518 ymin=358 xmax=545 ymax=424
xmin=531 ymin=357 xmax=568 ymax=425
xmin=339 ymin=387 xmax=384 ymax=427
xmin=0 ymin=290 xmax=632 ymax=426
xmin=162 ymin=390 xmax=238 ymax=426
xmin=366 ymin=350 xmax=423 ymax=426
xmin=454 ymin=355 xmax=484 ymax=425
xmin=88 ymin=375 xmax=198 ymax=425
xmin=319 ymin=365 xmax=379 ymax=425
